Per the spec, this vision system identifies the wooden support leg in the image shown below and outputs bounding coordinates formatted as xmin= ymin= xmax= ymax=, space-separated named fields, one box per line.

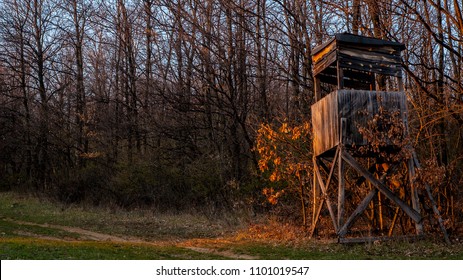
xmin=388 ymin=206 xmax=401 ymax=237
xmin=378 ymin=192 xmax=384 ymax=231
xmin=312 ymin=160 xmax=318 ymax=227
xmin=389 ymin=177 xmax=406 ymax=237
xmin=412 ymin=152 xmax=451 ymax=244
xmin=314 ymin=158 xmax=338 ymax=232
xmin=314 ymin=76 xmax=321 ymax=102
xmin=311 ymin=149 xmax=340 ymax=237
xmin=408 ymin=158 xmax=424 ymax=235
xmin=300 ymin=184 xmax=306 ymax=226
xmin=338 ymin=118 xmax=347 ymax=229
xmin=338 ymin=147 xmax=345 ymax=229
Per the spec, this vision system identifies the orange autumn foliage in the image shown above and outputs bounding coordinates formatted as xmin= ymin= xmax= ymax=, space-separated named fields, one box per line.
xmin=256 ymin=121 xmax=313 ymax=205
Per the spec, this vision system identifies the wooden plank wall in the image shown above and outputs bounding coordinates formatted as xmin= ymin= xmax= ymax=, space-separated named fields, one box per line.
xmin=312 ymin=90 xmax=407 ymax=156
xmin=312 ymin=91 xmax=339 ymax=156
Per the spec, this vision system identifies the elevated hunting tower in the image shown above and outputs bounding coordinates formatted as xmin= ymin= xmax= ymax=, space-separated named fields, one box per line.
xmin=310 ymin=33 xmax=449 ymax=243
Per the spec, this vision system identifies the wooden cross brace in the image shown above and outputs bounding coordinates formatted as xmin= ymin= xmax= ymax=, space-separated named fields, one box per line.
xmin=310 ymin=149 xmax=423 ymax=239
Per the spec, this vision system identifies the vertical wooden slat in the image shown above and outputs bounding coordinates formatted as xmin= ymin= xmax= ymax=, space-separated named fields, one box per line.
xmin=337 ymin=59 xmax=344 ymax=89
xmin=314 ymin=76 xmax=321 ymax=101
xmin=370 ymin=73 xmax=375 ymax=90
xmin=397 ymin=76 xmax=404 ymax=92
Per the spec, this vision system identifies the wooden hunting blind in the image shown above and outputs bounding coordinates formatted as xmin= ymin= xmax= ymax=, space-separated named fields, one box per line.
xmin=312 ymin=33 xmax=405 ymax=94
xmin=310 ymin=33 xmax=449 ymax=243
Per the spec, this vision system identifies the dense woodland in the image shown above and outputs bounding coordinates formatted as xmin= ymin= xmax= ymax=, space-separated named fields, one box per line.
xmin=0 ymin=0 xmax=462 ymax=234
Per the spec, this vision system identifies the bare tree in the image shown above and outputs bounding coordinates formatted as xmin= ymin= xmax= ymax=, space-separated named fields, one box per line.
xmin=0 ymin=0 xmax=33 ymax=180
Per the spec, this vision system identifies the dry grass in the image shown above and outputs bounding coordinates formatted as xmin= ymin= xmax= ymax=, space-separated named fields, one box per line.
xmin=1 ymin=191 xmax=463 ymax=260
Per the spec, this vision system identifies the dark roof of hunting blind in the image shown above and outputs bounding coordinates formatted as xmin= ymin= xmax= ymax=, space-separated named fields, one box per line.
xmin=312 ymin=33 xmax=405 ymax=87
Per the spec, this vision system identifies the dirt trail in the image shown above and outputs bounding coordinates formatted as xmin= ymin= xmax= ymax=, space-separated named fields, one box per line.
xmin=5 ymin=218 xmax=141 ymax=242
xmin=3 ymin=218 xmax=257 ymax=260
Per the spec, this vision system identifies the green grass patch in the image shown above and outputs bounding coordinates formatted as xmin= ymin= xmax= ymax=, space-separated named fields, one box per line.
xmin=213 ymin=241 xmax=463 ymax=260
xmin=0 ymin=219 xmax=81 ymax=240
xmin=0 ymin=192 xmax=231 ymax=241
xmin=0 ymin=238 xmax=228 ymax=260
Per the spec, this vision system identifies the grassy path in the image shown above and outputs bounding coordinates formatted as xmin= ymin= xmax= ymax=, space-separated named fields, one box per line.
xmin=4 ymin=218 xmax=140 ymax=242
xmin=2 ymin=217 xmax=256 ymax=259
xmin=1 ymin=192 xmax=462 ymax=260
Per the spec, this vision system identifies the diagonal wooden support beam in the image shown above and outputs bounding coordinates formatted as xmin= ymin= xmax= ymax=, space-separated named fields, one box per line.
xmin=314 ymin=159 xmax=339 ymax=232
xmin=320 ymin=147 xmax=340 ymax=195
xmin=309 ymin=197 xmax=325 ymax=238
xmin=341 ymin=151 xmax=422 ymax=223
xmin=310 ymin=148 xmax=340 ymax=237
xmin=354 ymin=164 xmax=378 ymax=186
xmin=338 ymin=162 xmax=400 ymax=237
xmin=317 ymin=159 xmax=339 ymax=185
xmin=338 ymin=188 xmax=378 ymax=237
